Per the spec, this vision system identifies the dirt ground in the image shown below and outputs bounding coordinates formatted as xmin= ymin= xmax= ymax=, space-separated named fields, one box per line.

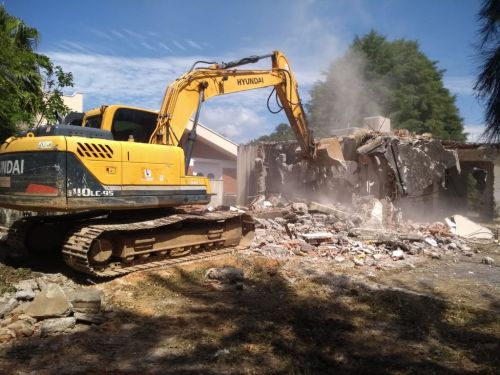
xmin=0 ymin=244 xmax=499 ymax=374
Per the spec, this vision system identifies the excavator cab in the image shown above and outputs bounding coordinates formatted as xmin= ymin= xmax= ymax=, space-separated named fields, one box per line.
xmin=82 ymin=105 xmax=158 ymax=143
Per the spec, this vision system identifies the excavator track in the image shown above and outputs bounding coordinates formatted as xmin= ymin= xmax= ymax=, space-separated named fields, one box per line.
xmin=62 ymin=211 xmax=254 ymax=278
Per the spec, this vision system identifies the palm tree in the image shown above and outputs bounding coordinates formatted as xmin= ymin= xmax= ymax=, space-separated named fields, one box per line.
xmin=0 ymin=6 xmax=39 ymax=50
xmin=0 ymin=5 xmax=44 ymax=117
xmin=474 ymin=0 xmax=500 ymax=143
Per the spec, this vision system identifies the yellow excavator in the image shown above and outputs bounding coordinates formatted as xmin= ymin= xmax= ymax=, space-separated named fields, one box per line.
xmin=0 ymin=51 xmax=315 ymax=277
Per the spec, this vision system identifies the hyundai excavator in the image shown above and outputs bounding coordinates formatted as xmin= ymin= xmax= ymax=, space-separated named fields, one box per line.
xmin=0 ymin=51 xmax=319 ymax=277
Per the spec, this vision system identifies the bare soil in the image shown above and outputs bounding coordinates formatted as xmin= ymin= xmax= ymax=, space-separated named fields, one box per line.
xmin=0 ymin=245 xmax=499 ymax=374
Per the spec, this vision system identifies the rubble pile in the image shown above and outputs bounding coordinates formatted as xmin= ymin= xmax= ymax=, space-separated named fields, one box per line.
xmin=247 ymin=198 xmax=494 ymax=268
xmin=239 ymin=130 xmax=463 ymax=216
xmin=0 ymin=274 xmax=106 ymax=344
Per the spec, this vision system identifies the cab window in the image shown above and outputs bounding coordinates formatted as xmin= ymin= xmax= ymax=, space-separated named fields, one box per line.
xmin=84 ymin=115 xmax=102 ymax=129
xmin=111 ymin=108 xmax=157 ymax=143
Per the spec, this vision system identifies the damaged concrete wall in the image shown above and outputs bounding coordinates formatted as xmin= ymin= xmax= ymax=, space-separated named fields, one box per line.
xmin=442 ymin=143 xmax=499 ymax=220
xmin=237 ymin=132 xmax=499 ymax=221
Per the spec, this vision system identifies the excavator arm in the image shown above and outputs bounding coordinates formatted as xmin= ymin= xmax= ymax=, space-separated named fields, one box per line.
xmin=150 ymin=51 xmax=314 ymax=160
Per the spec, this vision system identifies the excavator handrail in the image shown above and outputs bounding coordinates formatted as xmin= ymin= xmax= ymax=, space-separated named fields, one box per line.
xmin=149 ymin=51 xmax=314 ymax=159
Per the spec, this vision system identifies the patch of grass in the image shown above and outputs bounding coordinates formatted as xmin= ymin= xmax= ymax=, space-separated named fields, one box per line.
xmin=0 ymin=264 xmax=36 ymax=295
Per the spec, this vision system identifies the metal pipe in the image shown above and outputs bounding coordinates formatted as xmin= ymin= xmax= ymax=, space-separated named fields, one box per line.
xmin=184 ymin=83 xmax=207 ymax=174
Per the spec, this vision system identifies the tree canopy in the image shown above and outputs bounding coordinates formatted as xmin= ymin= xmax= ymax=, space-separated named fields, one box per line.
xmin=255 ymin=123 xmax=295 ymax=142
xmin=0 ymin=5 xmax=73 ymax=141
xmin=308 ymin=31 xmax=465 ymax=141
xmin=474 ymin=0 xmax=500 ymax=143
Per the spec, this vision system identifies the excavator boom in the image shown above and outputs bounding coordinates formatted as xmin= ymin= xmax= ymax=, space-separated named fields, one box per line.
xmin=152 ymin=51 xmax=314 ymax=159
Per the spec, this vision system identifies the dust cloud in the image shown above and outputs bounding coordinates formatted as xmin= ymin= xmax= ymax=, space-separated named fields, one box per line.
xmin=311 ymin=50 xmax=384 ymax=134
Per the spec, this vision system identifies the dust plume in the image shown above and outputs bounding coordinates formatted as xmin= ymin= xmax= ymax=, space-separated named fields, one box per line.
xmin=310 ymin=50 xmax=385 ymax=135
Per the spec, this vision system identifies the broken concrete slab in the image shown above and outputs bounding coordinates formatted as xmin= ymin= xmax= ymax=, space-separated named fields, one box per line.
xmin=0 ymin=327 xmax=15 ymax=343
xmin=391 ymin=249 xmax=405 ymax=260
xmin=40 ymin=317 xmax=76 ymax=336
xmin=290 ymin=202 xmax=308 ymax=215
xmin=299 ymin=232 xmax=334 ymax=245
xmin=0 ymin=298 xmax=19 ymax=318
xmin=15 ymin=290 xmax=35 ymax=301
xmin=482 ymin=256 xmax=494 ymax=265
xmin=66 ymin=288 xmax=103 ymax=314
xmin=25 ymin=283 xmax=71 ymax=319
xmin=74 ymin=312 xmax=105 ymax=325
xmin=446 ymin=215 xmax=493 ymax=240
xmin=309 ymin=201 xmax=349 ymax=219
xmin=13 ymin=279 xmax=39 ymax=293
xmin=7 ymin=318 xmax=35 ymax=338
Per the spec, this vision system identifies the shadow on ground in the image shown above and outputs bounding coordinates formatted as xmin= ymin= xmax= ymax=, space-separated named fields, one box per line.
xmin=1 ymin=258 xmax=499 ymax=374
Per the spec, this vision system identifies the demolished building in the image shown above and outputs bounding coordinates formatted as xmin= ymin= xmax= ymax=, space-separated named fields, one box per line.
xmin=238 ymin=124 xmax=500 ymax=222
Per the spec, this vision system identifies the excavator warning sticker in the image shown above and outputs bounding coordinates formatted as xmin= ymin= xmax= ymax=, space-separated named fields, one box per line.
xmin=0 ymin=177 xmax=10 ymax=188
xmin=37 ymin=141 xmax=54 ymax=150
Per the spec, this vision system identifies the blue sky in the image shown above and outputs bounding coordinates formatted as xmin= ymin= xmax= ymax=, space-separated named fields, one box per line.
xmin=4 ymin=0 xmax=485 ymax=142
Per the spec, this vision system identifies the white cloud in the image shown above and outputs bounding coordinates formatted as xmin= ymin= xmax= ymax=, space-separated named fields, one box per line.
xmin=111 ymin=30 xmax=125 ymax=39
xmin=201 ymin=105 xmax=273 ymax=142
xmin=48 ymin=51 xmax=281 ymax=142
xmin=173 ymin=40 xmax=186 ymax=51
xmin=122 ymin=28 xmax=143 ymax=39
xmin=159 ymin=42 xmax=172 ymax=52
xmin=186 ymin=39 xmax=202 ymax=50
xmin=141 ymin=42 xmax=155 ymax=51
xmin=88 ymin=28 xmax=113 ymax=41
xmin=464 ymin=124 xmax=485 ymax=142
xmin=58 ymin=40 xmax=92 ymax=53
xmin=47 ymin=2 xmax=355 ymax=143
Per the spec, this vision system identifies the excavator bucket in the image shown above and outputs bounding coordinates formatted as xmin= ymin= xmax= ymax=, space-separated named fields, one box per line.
xmin=315 ymin=137 xmax=346 ymax=167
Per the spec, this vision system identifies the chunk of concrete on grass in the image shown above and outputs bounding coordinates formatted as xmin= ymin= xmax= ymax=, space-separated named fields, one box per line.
xmin=41 ymin=317 xmax=76 ymax=336
xmin=25 ymin=283 xmax=71 ymax=319
xmin=66 ymin=288 xmax=103 ymax=313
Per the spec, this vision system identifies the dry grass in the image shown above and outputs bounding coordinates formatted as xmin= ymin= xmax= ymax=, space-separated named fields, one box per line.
xmin=0 ymin=253 xmax=499 ymax=374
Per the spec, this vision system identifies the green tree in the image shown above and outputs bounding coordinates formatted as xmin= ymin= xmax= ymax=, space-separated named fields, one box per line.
xmin=254 ymin=123 xmax=295 ymax=142
xmin=0 ymin=5 xmax=73 ymax=141
xmin=474 ymin=0 xmax=500 ymax=143
xmin=308 ymin=31 xmax=465 ymax=141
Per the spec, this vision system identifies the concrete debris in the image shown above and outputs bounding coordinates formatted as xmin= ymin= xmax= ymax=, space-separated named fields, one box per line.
xmin=74 ymin=312 xmax=105 ymax=325
xmin=424 ymin=238 xmax=438 ymax=247
xmin=299 ymin=232 xmax=334 ymax=245
xmin=229 ymin=206 xmax=246 ymax=213
xmin=391 ymin=249 xmax=405 ymax=260
xmin=41 ymin=317 xmax=76 ymax=336
xmin=25 ymin=283 xmax=72 ymax=319
xmin=0 ymin=298 xmax=19 ymax=319
xmin=246 ymin=196 xmax=492 ymax=270
xmin=205 ymin=267 xmax=244 ymax=284
xmin=291 ymin=202 xmax=308 ymax=215
xmin=446 ymin=215 xmax=493 ymax=240
xmin=15 ymin=290 xmax=35 ymax=301
xmin=66 ymin=288 xmax=103 ymax=314
xmin=213 ymin=348 xmax=231 ymax=359
xmin=5 ymin=316 xmax=35 ymax=338
xmin=353 ymin=258 xmax=365 ymax=266
xmin=357 ymin=136 xmax=458 ymax=196
xmin=0 ymin=279 xmax=107 ymax=344
xmin=238 ymin=131 xmax=465 ymax=222
xmin=13 ymin=279 xmax=40 ymax=293
xmin=481 ymin=256 xmax=494 ymax=265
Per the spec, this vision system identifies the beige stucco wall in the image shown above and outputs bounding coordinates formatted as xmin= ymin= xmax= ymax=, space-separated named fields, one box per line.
xmin=62 ymin=92 xmax=83 ymax=112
